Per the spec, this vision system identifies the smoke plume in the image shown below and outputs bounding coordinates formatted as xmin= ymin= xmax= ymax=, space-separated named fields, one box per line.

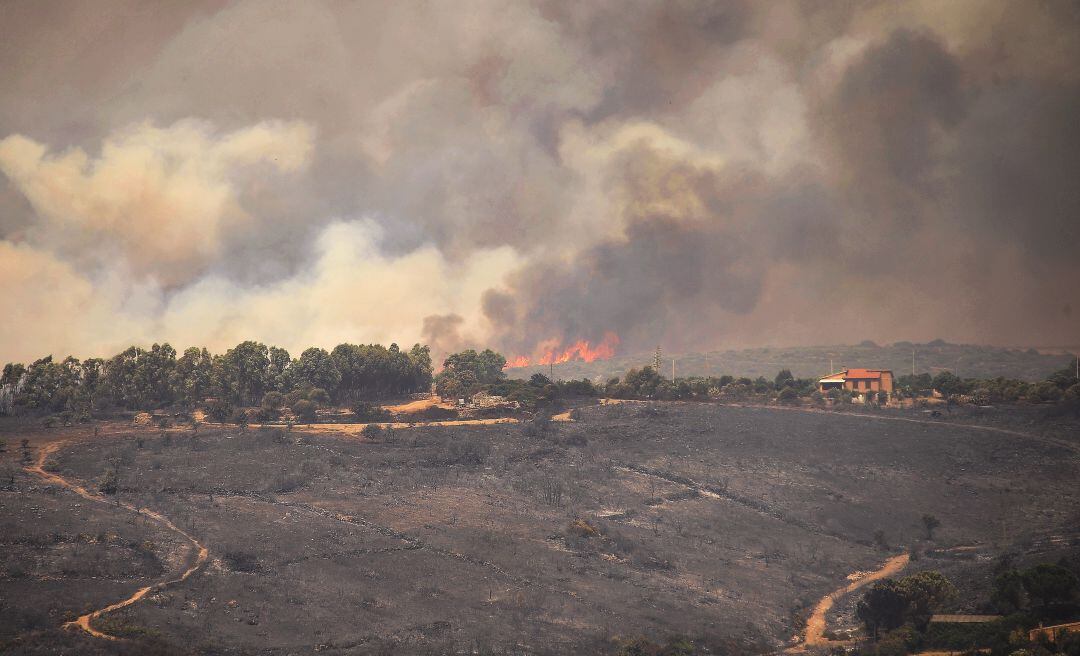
xmin=1 ymin=1 xmax=1078 ymax=364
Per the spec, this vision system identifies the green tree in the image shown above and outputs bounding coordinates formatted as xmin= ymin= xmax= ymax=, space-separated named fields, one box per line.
xmin=932 ymin=371 xmax=965 ymax=397
xmin=897 ymin=570 xmax=956 ymax=623
xmin=176 ymin=347 xmax=214 ymax=408
xmin=261 ymin=391 xmax=285 ymax=412
xmin=1022 ymin=563 xmax=1078 ymax=609
xmin=293 ymin=348 xmax=341 ymax=396
xmin=857 ymin=571 xmax=955 ymax=637
xmin=267 ymin=346 xmax=292 ymax=391
xmin=441 ymin=349 xmax=506 ymax=384
xmin=134 ymin=343 xmax=177 ymax=407
xmin=1 ymin=363 xmax=25 ymax=387
xmin=992 ymin=568 xmax=1025 ymax=612
xmin=219 ymin=341 xmax=272 ymax=406
xmin=857 ymin=579 xmax=909 ymax=637
xmin=292 ymin=399 xmax=317 ymax=424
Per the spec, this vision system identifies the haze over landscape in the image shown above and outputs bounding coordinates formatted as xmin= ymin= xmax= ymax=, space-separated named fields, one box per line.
xmin=3 ymin=0 xmax=1079 ymax=365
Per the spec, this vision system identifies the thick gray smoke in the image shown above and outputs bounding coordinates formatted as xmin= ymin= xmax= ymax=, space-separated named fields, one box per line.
xmin=1 ymin=1 xmax=1078 ymax=363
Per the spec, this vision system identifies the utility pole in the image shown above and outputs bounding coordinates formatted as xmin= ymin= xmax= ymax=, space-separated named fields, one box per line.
xmin=549 ymin=360 xmax=553 ymax=380
xmin=672 ymin=359 xmax=676 ymax=383
xmin=653 ymin=345 xmax=662 ymax=372
xmin=912 ymin=349 xmax=916 ymax=377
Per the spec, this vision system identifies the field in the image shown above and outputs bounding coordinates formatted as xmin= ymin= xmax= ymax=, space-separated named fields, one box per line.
xmin=2 ymin=402 xmax=1079 ymax=654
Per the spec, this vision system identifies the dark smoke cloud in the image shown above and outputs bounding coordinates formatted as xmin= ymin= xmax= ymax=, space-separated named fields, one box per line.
xmin=1 ymin=1 xmax=1078 ymax=361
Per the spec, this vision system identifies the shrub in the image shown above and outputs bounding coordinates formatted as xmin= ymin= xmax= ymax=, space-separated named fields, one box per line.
xmin=522 ymin=412 xmax=552 ymax=437
xmin=230 ymin=408 xmax=250 ymax=427
xmin=567 ymin=519 xmax=599 ymax=539
xmin=444 ymin=438 xmax=489 ymax=466
xmin=206 ymin=399 xmax=232 ymax=424
xmin=353 ymin=401 xmax=390 ymax=422
xmin=777 ymin=387 xmax=799 ymax=405
xmin=361 ymin=423 xmax=384 ymax=439
xmin=99 ymin=469 xmax=119 ymax=495
xmin=292 ymin=399 xmax=317 ymax=424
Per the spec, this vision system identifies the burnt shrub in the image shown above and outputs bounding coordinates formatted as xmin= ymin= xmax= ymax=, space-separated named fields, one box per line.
xmin=444 ymin=438 xmax=489 ymax=466
xmin=522 ymin=412 xmax=552 ymax=437
xmin=223 ymin=549 xmax=262 ymax=573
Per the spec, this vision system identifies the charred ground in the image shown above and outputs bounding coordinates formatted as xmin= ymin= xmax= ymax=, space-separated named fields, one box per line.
xmin=1 ymin=402 xmax=1078 ymax=654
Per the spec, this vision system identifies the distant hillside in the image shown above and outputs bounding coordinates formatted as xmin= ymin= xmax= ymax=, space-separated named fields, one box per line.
xmin=506 ymin=341 xmax=1079 ymax=383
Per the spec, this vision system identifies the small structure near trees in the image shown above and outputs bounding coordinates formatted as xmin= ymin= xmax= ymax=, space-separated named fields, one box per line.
xmin=819 ymin=368 xmax=895 ymax=402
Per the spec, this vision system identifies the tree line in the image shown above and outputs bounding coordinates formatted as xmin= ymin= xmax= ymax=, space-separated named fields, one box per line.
xmin=0 ymin=341 xmax=433 ymax=418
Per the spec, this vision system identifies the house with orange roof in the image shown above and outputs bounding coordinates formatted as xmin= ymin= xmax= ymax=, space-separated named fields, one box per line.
xmin=818 ymin=368 xmax=895 ymax=399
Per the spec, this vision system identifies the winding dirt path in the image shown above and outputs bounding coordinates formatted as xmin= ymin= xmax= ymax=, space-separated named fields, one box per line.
xmin=786 ymin=553 xmax=910 ymax=652
xmin=25 ymin=439 xmax=209 ymax=640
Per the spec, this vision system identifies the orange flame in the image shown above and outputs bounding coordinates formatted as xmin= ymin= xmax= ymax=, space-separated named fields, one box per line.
xmin=504 ymin=332 xmax=620 ymax=368
xmin=506 ymin=355 xmax=531 ymax=368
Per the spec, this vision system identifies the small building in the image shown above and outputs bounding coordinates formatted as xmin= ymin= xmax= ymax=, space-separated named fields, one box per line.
xmin=818 ymin=368 xmax=895 ymax=398
xmin=1029 ymin=620 xmax=1080 ymax=643
xmin=930 ymin=614 xmax=1001 ymax=624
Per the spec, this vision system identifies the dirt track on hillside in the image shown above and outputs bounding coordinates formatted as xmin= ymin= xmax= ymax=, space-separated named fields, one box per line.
xmin=24 ymin=438 xmax=209 ymax=640
xmin=784 ymin=553 xmax=910 ymax=652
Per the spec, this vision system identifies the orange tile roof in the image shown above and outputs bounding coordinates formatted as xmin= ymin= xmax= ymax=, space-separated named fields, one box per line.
xmin=845 ymin=368 xmax=888 ymax=379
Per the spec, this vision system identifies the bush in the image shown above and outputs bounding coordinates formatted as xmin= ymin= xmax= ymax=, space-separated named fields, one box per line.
xmin=352 ymin=401 xmax=390 ymax=422
xmin=206 ymin=399 xmax=232 ymax=424
xmin=777 ymin=387 xmax=799 ymax=405
xmin=443 ymin=438 xmax=489 ymax=466
xmin=292 ymin=399 xmax=317 ymax=424
xmin=99 ymin=469 xmax=119 ymax=495
xmin=567 ymin=519 xmax=599 ymax=539
xmin=522 ymin=412 xmax=552 ymax=437
xmin=230 ymin=408 xmax=250 ymax=427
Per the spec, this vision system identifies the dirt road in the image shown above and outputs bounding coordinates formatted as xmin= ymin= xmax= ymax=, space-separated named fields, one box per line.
xmin=787 ymin=553 xmax=910 ymax=651
xmin=292 ymin=412 xmax=575 ymax=435
xmin=25 ymin=437 xmax=209 ymax=640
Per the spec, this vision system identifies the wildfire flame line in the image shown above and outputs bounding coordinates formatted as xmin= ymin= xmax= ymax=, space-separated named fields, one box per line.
xmin=504 ymin=332 xmax=620 ymax=368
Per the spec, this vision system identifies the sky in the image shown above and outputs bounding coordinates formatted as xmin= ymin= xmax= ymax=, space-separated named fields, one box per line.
xmin=1 ymin=0 xmax=1078 ymax=364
